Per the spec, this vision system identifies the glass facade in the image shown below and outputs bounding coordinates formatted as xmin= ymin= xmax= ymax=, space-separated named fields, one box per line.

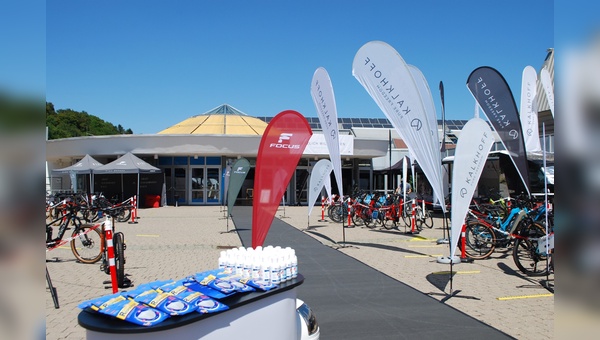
xmin=159 ymin=156 xmax=222 ymax=205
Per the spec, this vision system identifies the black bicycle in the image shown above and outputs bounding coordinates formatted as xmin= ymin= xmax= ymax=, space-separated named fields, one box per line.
xmin=46 ymin=198 xmax=103 ymax=264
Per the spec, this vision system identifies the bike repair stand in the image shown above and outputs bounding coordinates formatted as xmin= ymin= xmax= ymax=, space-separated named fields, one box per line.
xmin=46 ymin=265 xmax=59 ymax=309
xmin=103 ymin=277 xmax=133 ymax=290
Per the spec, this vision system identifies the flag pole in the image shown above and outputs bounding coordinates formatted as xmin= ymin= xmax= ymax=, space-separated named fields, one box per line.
xmin=438 ymin=81 xmax=449 ymax=244
xmin=542 ymin=123 xmax=551 ymax=285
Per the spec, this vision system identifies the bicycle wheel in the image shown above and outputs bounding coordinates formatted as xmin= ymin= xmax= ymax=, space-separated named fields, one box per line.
xmin=113 ymin=232 xmax=126 ymax=287
xmin=512 ymin=222 xmax=550 ymax=276
xmin=421 ymin=209 xmax=434 ymax=229
xmin=382 ymin=209 xmax=397 ymax=230
xmin=351 ymin=209 xmax=365 ymax=226
xmin=363 ymin=212 xmax=375 ymax=228
xmin=328 ymin=205 xmax=344 ymax=223
xmin=401 ymin=204 xmax=412 ymax=227
xmin=71 ymin=224 xmax=103 ymax=264
xmin=372 ymin=209 xmax=385 ymax=228
xmin=464 ymin=221 xmax=496 ymax=259
xmin=116 ymin=208 xmax=131 ymax=223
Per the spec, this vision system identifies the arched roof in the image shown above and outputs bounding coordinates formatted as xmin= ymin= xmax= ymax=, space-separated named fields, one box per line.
xmin=158 ymin=104 xmax=268 ymax=135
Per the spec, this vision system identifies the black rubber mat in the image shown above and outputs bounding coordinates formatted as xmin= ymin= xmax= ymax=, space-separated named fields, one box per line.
xmin=231 ymin=206 xmax=513 ymax=339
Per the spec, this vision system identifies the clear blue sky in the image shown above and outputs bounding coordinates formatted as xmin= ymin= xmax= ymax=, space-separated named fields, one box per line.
xmin=46 ymin=0 xmax=554 ymax=134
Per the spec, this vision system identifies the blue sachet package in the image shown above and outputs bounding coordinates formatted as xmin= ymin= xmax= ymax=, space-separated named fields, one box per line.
xmin=98 ymin=299 xmax=169 ymax=327
xmin=133 ymin=289 xmax=197 ymax=316
xmin=207 ymin=279 xmax=237 ymax=294
xmin=194 ymin=294 xmax=229 ymax=314
xmin=183 ymin=280 xmax=234 ymax=300
xmin=78 ymin=292 xmax=126 ymax=311
xmin=242 ymin=279 xmax=278 ymax=291
xmin=158 ymin=281 xmax=229 ymax=314
xmin=194 ymin=271 xmax=253 ymax=294
xmin=218 ymin=275 xmax=256 ymax=293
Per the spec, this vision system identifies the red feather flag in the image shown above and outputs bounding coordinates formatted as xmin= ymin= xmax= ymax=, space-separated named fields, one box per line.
xmin=252 ymin=110 xmax=312 ymax=248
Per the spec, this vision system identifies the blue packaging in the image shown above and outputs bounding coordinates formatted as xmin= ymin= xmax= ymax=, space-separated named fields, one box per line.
xmin=133 ymin=289 xmax=197 ymax=316
xmin=78 ymin=292 xmax=126 ymax=311
xmin=217 ymin=275 xmax=256 ymax=293
xmin=242 ymin=279 xmax=278 ymax=291
xmin=158 ymin=281 xmax=230 ymax=314
xmin=194 ymin=294 xmax=229 ymax=314
xmin=98 ymin=299 xmax=169 ymax=327
xmin=183 ymin=280 xmax=234 ymax=300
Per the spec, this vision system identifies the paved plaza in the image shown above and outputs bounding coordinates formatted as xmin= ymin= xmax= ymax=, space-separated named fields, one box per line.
xmin=46 ymin=205 xmax=554 ymax=339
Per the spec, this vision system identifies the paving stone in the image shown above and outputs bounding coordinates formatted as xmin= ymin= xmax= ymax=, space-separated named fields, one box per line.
xmin=46 ymin=206 xmax=553 ymax=339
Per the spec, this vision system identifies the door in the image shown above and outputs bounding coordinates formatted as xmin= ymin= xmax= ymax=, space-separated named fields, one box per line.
xmin=191 ymin=167 xmax=205 ymax=204
xmin=206 ymin=167 xmax=221 ymax=204
xmin=169 ymin=168 xmax=186 ymax=205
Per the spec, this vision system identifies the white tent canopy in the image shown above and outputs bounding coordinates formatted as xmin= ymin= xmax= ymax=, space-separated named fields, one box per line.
xmin=51 ymin=154 xmax=104 ymax=193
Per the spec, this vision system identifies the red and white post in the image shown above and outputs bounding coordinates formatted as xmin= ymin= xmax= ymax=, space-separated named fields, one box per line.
xmin=411 ymin=198 xmax=416 ymax=233
xmin=347 ymin=199 xmax=352 ymax=226
xmin=460 ymin=223 xmax=468 ymax=260
xmin=318 ymin=196 xmax=326 ymax=222
xmin=128 ymin=195 xmax=138 ymax=224
xmin=104 ymin=219 xmax=118 ymax=293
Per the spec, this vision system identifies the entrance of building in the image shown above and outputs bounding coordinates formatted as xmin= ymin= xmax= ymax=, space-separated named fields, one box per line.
xmin=190 ymin=166 xmax=221 ymax=205
xmin=160 ymin=156 xmax=223 ymax=206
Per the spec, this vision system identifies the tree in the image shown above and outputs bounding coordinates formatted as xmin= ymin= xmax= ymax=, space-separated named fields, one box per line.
xmin=45 ymin=102 xmax=134 ymax=139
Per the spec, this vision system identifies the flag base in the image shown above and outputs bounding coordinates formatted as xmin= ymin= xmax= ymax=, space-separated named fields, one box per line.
xmin=436 ymin=238 xmax=449 ymax=244
xmin=436 ymin=256 xmax=461 ymax=264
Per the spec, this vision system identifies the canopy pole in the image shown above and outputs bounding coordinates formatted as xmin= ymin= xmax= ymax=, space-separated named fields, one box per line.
xmin=137 ymin=173 xmax=140 ymax=210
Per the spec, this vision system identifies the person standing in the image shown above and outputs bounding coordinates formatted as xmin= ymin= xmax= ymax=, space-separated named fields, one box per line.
xmin=395 ymin=178 xmax=412 ymax=195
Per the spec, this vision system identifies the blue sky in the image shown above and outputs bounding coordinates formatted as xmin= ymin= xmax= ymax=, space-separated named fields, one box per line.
xmin=46 ymin=0 xmax=554 ymax=134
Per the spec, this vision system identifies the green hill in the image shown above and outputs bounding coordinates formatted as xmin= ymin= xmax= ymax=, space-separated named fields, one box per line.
xmin=46 ymin=102 xmax=133 ymax=139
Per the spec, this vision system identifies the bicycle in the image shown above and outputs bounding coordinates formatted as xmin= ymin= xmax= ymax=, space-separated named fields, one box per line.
xmin=377 ymin=194 xmax=402 ymax=230
xmin=512 ymin=204 xmax=554 ymax=276
xmin=97 ymin=207 xmax=129 ymax=288
xmin=107 ymin=196 xmax=134 ymax=223
xmin=351 ymin=192 xmax=376 ymax=228
xmin=401 ymin=195 xmax=433 ymax=231
xmin=327 ymin=194 xmax=346 ymax=223
xmin=46 ymin=198 xmax=103 ymax=264
xmin=463 ymin=195 xmax=548 ymax=261
xmin=80 ymin=193 xmax=133 ymax=223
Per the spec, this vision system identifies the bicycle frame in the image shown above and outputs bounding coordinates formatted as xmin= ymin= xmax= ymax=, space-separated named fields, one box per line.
xmin=467 ymin=209 xmax=532 ymax=246
xmin=46 ymin=202 xmax=82 ymax=247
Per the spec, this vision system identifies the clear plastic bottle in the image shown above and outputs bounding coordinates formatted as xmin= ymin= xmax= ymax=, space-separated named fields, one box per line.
xmin=218 ymin=251 xmax=226 ymax=270
xmin=260 ymin=255 xmax=271 ymax=283
xmin=291 ymin=254 xmax=298 ymax=279
xmin=242 ymin=255 xmax=251 ymax=279
xmin=270 ymin=258 xmax=280 ymax=284
xmin=277 ymin=256 xmax=285 ymax=283
xmin=235 ymin=255 xmax=243 ymax=276
xmin=251 ymin=255 xmax=260 ymax=280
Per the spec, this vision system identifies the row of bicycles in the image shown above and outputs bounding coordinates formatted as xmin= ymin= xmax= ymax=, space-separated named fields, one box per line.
xmin=46 ymin=192 xmax=133 ymax=224
xmin=463 ymin=193 xmax=554 ymax=276
xmin=321 ymin=189 xmax=554 ymax=277
xmin=46 ymin=192 xmax=132 ymax=287
xmin=325 ymin=190 xmax=435 ymax=231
